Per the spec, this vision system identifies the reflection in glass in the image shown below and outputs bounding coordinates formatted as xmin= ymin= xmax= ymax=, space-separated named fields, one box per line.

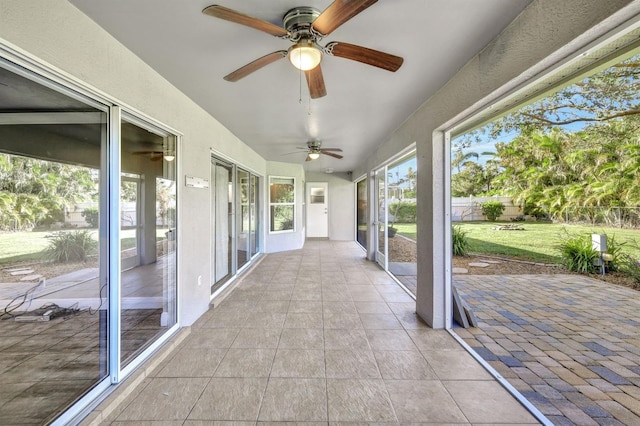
xmin=250 ymin=174 xmax=258 ymax=256
xmin=310 ymin=187 xmax=325 ymax=204
xmin=271 ymin=205 xmax=295 ymax=231
xmin=269 ymin=177 xmax=295 ymax=232
xmin=377 ymin=171 xmax=386 ymax=256
xmin=211 ymin=160 xmax=233 ymax=293
xmin=0 ymin=65 xmax=108 ymax=423
xmin=121 ymin=176 xmax=140 ymax=270
xmin=120 ymin=121 xmax=177 ymax=366
xmin=237 ymin=169 xmax=249 ymax=270
xmin=356 ymin=178 xmax=368 ymax=249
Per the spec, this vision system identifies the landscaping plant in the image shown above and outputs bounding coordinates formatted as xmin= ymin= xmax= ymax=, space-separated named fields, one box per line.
xmin=618 ymin=239 xmax=640 ymax=289
xmin=452 ymin=225 xmax=470 ymax=256
xmin=45 ymin=230 xmax=97 ymax=263
xmin=558 ymin=233 xmax=599 ymax=274
xmin=81 ymin=207 xmax=100 ymax=228
xmin=481 ymin=200 xmax=505 ymax=222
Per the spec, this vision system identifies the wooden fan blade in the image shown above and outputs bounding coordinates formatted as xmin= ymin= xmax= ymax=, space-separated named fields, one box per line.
xmin=224 ymin=51 xmax=288 ymax=82
xmin=202 ymin=5 xmax=289 ymax=37
xmin=320 ymin=148 xmax=343 ymax=152
xmin=312 ymin=0 xmax=378 ymax=36
xmin=321 ymin=151 xmax=343 ymax=159
xmin=305 ymin=65 xmax=327 ymax=99
xmin=327 ymin=42 xmax=403 ymax=72
xmin=305 ymin=155 xmax=313 ymax=162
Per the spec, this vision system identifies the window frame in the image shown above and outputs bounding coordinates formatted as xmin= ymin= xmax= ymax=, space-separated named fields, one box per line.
xmin=268 ymin=175 xmax=296 ymax=233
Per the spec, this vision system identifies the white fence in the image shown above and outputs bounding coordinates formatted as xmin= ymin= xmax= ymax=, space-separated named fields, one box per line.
xmin=65 ymin=202 xmax=137 ymax=228
xmin=452 ymin=196 xmax=521 ymax=222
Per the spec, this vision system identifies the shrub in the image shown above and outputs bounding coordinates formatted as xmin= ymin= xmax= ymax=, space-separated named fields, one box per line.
xmin=452 ymin=225 xmax=470 ymax=256
xmin=618 ymin=239 xmax=640 ymax=288
xmin=558 ymin=234 xmax=598 ymax=274
xmin=603 ymin=234 xmax=625 ymax=272
xmin=45 ymin=230 xmax=97 ymax=263
xmin=389 ymin=201 xmax=416 ymax=223
xmin=82 ymin=207 xmax=100 ymax=228
xmin=481 ymin=201 xmax=505 ymax=222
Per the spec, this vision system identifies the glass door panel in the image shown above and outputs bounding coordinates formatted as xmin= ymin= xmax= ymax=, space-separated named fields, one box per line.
xmin=375 ymin=168 xmax=387 ymax=268
xmin=250 ymin=174 xmax=259 ymax=257
xmin=237 ymin=169 xmax=249 ymax=270
xmin=0 ymin=63 xmax=109 ymax=424
xmin=120 ymin=120 xmax=177 ymax=367
xmin=211 ymin=158 xmax=234 ymax=293
xmin=356 ymin=178 xmax=368 ymax=249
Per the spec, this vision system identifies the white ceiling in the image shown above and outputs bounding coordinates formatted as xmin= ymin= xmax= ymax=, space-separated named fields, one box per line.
xmin=68 ymin=0 xmax=532 ymax=173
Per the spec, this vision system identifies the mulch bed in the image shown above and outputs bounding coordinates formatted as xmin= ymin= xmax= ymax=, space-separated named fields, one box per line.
xmin=388 ymin=233 xmax=639 ymax=290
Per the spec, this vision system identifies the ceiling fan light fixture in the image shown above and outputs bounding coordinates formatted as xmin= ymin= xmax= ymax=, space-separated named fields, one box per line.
xmin=288 ymin=41 xmax=322 ymax=71
xmin=164 ymin=153 xmax=175 ymax=162
xmin=308 ymin=151 xmax=321 ymax=160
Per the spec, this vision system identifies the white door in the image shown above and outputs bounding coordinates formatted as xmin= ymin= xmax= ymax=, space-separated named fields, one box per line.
xmin=306 ymin=182 xmax=328 ymax=238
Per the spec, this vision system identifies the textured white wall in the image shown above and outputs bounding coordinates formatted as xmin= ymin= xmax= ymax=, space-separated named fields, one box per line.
xmin=351 ymin=0 xmax=638 ymax=327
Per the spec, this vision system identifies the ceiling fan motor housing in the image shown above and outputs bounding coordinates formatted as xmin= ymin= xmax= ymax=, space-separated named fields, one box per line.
xmin=307 ymin=140 xmax=322 ymax=150
xmin=283 ymin=7 xmax=321 ymax=41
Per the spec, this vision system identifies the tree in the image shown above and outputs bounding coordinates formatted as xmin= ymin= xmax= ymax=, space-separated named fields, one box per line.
xmin=454 ymin=53 xmax=640 ymax=222
xmin=0 ymin=154 xmax=98 ymax=231
xmin=458 ymin=53 xmax=640 ymax=146
xmin=451 ymin=150 xmax=500 ymax=197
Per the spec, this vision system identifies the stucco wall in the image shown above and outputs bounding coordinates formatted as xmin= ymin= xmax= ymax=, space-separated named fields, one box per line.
xmin=351 ymin=0 xmax=639 ymax=327
xmin=0 ymin=0 xmax=298 ymax=325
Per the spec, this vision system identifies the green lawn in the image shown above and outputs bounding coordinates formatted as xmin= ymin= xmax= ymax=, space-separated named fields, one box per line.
xmin=392 ymin=223 xmax=417 ymax=240
xmin=0 ymin=230 xmax=52 ymax=264
xmin=390 ymin=221 xmax=640 ymax=264
xmin=0 ymin=228 xmax=165 ymax=264
xmin=455 ymin=221 xmax=640 ymax=264
xmin=5 ymin=222 xmax=639 ymax=267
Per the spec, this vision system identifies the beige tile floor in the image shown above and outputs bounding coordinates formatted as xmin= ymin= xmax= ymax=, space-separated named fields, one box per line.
xmin=103 ymin=240 xmax=540 ymax=424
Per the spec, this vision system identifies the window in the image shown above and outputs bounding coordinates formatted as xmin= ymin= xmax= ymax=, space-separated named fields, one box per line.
xmin=269 ymin=176 xmax=295 ymax=232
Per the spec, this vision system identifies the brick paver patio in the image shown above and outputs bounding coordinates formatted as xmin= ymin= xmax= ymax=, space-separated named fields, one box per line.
xmin=454 ymin=274 xmax=640 ymax=425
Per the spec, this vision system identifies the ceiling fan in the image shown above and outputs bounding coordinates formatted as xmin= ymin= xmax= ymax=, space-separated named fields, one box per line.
xmin=202 ymin=1 xmax=404 ymax=99
xmin=296 ymin=140 xmax=343 ymax=161
xmin=131 ymin=151 xmax=165 ymax=161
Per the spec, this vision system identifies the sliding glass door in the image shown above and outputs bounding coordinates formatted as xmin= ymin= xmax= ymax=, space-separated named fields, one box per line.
xmin=237 ymin=168 xmax=250 ymax=270
xmin=356 ymin=177 xmax=368 ymax=249
xmin=211 ymin=158 xmax=261 ymax=295
xmin=375 ymin=168 xmax=387 ymax=268
xmin=211 ymin=158 xmax=234 ymax=293
xmin=0 ymin=59 xmax=179 ymax=424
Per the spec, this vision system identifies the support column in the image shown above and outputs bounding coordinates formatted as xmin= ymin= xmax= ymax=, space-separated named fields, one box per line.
xmin=415 ymin=131 xmax=448 ymax=329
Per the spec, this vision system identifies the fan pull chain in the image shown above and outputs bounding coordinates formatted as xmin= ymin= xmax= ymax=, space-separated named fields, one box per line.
xmin=299 ymin=67 xmax=303 ymax=104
